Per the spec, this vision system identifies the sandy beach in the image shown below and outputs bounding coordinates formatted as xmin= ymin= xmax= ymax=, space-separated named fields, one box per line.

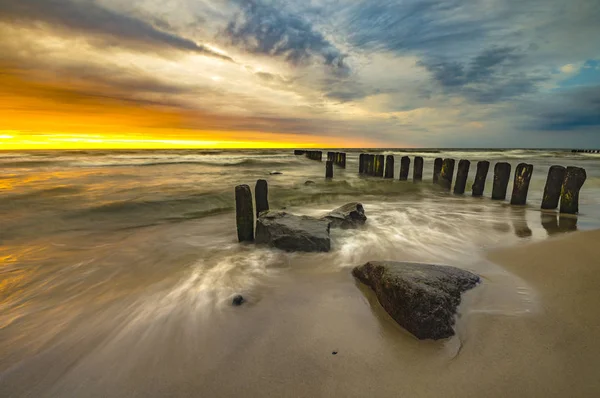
xmin=2 ymin=150 xmax=600 ymax=397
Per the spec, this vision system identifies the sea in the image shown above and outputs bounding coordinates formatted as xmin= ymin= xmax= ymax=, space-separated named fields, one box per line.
xmin=1 ymin=148 xmax=599 ymax=396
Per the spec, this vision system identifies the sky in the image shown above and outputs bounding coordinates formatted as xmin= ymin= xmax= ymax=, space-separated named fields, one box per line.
xmin=0 ymin=0 xmax=599 ymax=149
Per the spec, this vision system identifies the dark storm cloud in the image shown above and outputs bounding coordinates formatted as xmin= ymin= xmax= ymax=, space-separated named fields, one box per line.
xmin=529 ymin=86 xmax=600 ymax=131
xmin=419 ymin=47 xmax=547 ymax=103
xmin=343 ymin=0 xmax=490 ymax=55
xmin=225 ymin=0 xmax=348 ymax=75
xmin=0 ymin=0 xmax=234 ymax=61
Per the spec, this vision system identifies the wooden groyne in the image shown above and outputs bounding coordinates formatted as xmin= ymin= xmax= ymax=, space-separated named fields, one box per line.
xmin=355 ymin=153 xmax=587 ymax=214
xmin=327 ymin=151 xmax=347 ymax=168
xmin=290 ymin=149 xmax=588 ymax=215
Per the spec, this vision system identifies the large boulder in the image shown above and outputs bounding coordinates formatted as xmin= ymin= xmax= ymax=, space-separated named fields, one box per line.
xmin=255 ymin=211 xmax=331 ymax=252
xmin=323 ymin=202 xmax=367 ymax=229
xmin=352 ymin=261 xmax=480 ymax=340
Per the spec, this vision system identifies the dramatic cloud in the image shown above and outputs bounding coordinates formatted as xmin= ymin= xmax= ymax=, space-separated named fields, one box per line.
xmin=0 ymin=0 xmax=599 ymax=147
xmin=0 ymin=0 xmax=233 ymax=60
xmin=224 ymin=0 xmax=349 ymax=75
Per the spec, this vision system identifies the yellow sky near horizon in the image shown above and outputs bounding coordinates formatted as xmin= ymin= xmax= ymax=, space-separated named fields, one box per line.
xmin=0 ymin=65 xmax=381 ymax=150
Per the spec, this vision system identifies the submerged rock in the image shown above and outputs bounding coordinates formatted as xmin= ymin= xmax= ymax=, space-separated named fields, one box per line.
xmin=352 ymin=261 xmax=480 ymax=340
xmin=255 ymin=211 xmax=330 ymax=252
xmin=270 ymin=171 xmax=283 ymax=175
xmin=323 ymin=202 xmax=367 ymax=229
xmin=232 ymin=294 xmax=245 ymax=306
xmin=304 ymin=180 xmax=316 ymax=185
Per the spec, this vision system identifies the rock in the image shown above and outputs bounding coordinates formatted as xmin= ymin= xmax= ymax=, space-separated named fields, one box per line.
xmin=232 ymin=294 xmax=245 ymax=306
xmin=352 ymin=261 xmax=480 ymax=340
xmin=255 ymin=211 xmax=331 ymax=252
xmin=270 ymin=171 xmax=282 ymax=175
xmin=304 ymin=180 xmax=316 ymax=185
xmin=323 ymin=202 xmax=367 ymax=229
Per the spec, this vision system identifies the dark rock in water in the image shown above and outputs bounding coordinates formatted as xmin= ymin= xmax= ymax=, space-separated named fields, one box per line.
xmin=232 ymin=295 xmax=245 ymax=306
xmin=270 ymin=171 xmax=283 ymax=175
xmin=352 ymin=261 xmax=480 ymax=340
xmin=255 ymin=211 xmax=331 ymax=252
xmin=323 ymin=202 xmax=367 ymax=229
xmin=304 ymin=180 xmax=316 ymax=185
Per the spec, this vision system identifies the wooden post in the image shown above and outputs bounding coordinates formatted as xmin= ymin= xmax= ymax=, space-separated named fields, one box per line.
xmin=413 ymin=156 xmax=423 ymax=182
xmin=541 ymin=165 xmax=566 ymax=210
xmin=327 ymin=151 xmax=334 ymax=162
xmin=510 ymin=163 xmax=534 ymax=205
xmin=341 ymin=153 xmax=346 ymax=168
xmin=399 ymin=156 xmax=410 ymax=181
xmin=326 ymin=160 xmax=334 ymax=179
xmin=376 ymin=154 xmax=385 ymax=177
xmin=384 ymin=155 xmax=394 ymax=179
xmin=235 ymin=184 xmax=254 ymax=242
xmin=560 ymin=166 xmax=587 ymax=214
xmin=492 ymin=162 xmax=511 ymax=200
xmin=472 ymin=161 xmax=490 ymax=197
xmin=366 ymin=154 xmax=372 ymax=175
xmin=359 ymin=154 xmax=365 ymax=174
xmin=255 ymin=179 xmax=269 ymax=218
xmin=439 ymin=158 xmax=455 ymax=190
xmin=433 ymin=157 xmax=443 ymax=183
xmin=453 ymin=159 xmax=470 ymax=195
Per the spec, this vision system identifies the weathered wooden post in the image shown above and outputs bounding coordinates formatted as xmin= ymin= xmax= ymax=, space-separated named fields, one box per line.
xmin=341 ymin=153 xmax=346 ymax=168
xmin=413 ymin=156 xmax=423 ymax=182
xmin=365 ymin=154 xmax=372 ymax=175
xmin=384 ymin=155 xmax=394 ymax=179
xmin=439 ymin=158 xmax=455 ymax=190
xmin=327 ymin=151 xmax=334 ymax=162
xmin=510 ymin=163 xmax=534 ymax=205
xmin=359 ymin=154 xmax=365 ymax=174
xmin=541 ymin=165 xmax=566 ymax=210
xmin=399 ymin=156 xmax=410 ymax=181
xmin=472 ymin=161 xmax=490 ymax=197
xmin=433 ymin=157 xmax=443 ymax=183
xmin=376 ymin=154 xmax=385 ymax=177
xmin=453 ymin=159 xmax=470 ymax=194
xmin=255 ymin=179 xmax=269 ymax=218
xmin=491 ymin=162 xmax=511 ymax=200
xmin=235 ymin=184 xmax=254 ymax=242
xmin=560 ymin=166 xmax=587 ymax=214
xmin=326 ymin=160 xmax=334 ymax=179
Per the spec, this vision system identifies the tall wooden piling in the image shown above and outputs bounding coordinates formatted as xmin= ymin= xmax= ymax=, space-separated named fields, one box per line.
xmin=359 ymin=154 xmax=365 ymax=174
xmin=384 ymin=155 xmax=394 ymax=179
xmin=439 ymin=158 xmax=455 ymax=190
xmin=326 ymin=160 xmax=334 ymax=179
xmin=472 ymin=161 xmax=490 ymax=197
xmin=413 ymin=156 xmax=423 ymax=182
xmin=327 ymin=151 xmax=334 ymax=162
xmin=255 ymin=179 xmax=269 ymax=218
xmin=341 ymin=153 xmax=346 ymax=168
xmin=399 ymin=156 xmax=410 ymax=181
xmin=376 ymin=155 xmax=385 ymax=177
xmin=433 ymin=157 xmax=443 ymax=183
xmin=541 ymin=165 xmax=566 ymax=210
xmin=492 ymin=162 xmax=511 ymax=200
xmin=235 ymin=184 xmax=254 ymax=242
xmin=453 ymin=159 xmax=470 ymax=195
xmin=510 ymin=163 xmax=534 ymax=205
xmin=560 ymin=166 xmax=587 ymax=214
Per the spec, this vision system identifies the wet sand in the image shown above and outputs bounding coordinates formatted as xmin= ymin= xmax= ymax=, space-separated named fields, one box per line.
xmin=6 ymin=230 xmax=595 ymax=397
xmin=191 ymin=229 xmax=600 ymax=398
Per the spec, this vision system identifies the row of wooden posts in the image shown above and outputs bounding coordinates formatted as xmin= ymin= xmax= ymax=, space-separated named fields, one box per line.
xmin=572 ymin=149 xmax=599 ymax=153
xmin=235 ymin=179 xmax=270 ymax=242
xmin=356 ymin=154 xmax=586 ymax=215
xmin=294 ymin=150 xmax=323 ymax=161
xmin=327 ymin=152 xmax=346 ymax=168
